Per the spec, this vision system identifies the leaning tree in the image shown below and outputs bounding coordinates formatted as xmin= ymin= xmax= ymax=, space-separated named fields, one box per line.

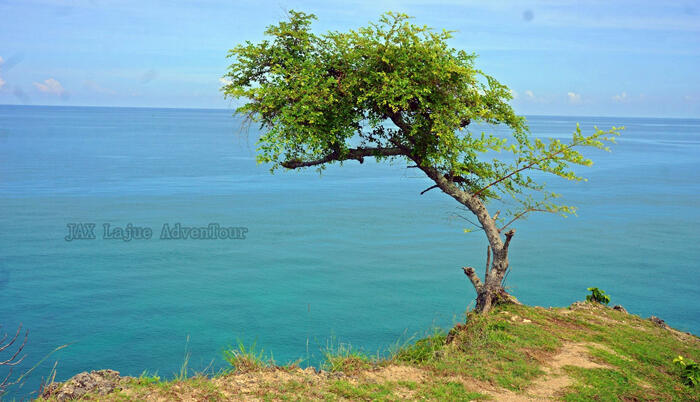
xmin=222 ymin=11 xmax=619 ymax=313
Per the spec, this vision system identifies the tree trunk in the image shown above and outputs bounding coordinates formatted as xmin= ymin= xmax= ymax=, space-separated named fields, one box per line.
xmin=463 ymin=223 xmax=519 ymax=314
xmin=462 ymin=252 xmax=520 ymax=314
xmin=407 ymin=155 xmax=520 ymax=314
xmin=473 ymin=250 xmax=514 ymax=313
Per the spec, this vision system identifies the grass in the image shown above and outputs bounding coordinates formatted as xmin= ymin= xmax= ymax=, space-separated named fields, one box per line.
xmin=391 ymin=327 xmax=446 ymax=365
xmin=36 ymin=301 xmax=700 ymax=401
xmin=322 ymin=340 xmax=379 ymax=373
xmin=223 ymin=340 xmax=276 ymax=373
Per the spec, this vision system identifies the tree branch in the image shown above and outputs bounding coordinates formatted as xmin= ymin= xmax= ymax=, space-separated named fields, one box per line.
xmin=454 ymin=212 xmax=484 ymax=231
xmin=281 ymin=146 xmax=405 ymax=169
xmin=503 ymin=229 xmax=516 ymax=251
xmin=420 ymin=184 xmax=439 ymax=195
xmin=462 ymin=267 xmax=483 ymax=293
xmin=485 ymin=245 xmax=491 ymax=278
xmin=411 ymin=159 xmax=504 ymax=251
xmin=0 ymin=326 xmax=28 ymax=366
xmin=499 ymin=208 xmax=548 ymax=232
xmin=473 ymin=140 xmax=584 ymax=197
xmin=421 ymin=175 xmax=470 ymax=195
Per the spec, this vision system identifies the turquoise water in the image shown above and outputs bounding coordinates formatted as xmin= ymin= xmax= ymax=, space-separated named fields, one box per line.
xmin=1 ymin=105 xmax=699 ymax=396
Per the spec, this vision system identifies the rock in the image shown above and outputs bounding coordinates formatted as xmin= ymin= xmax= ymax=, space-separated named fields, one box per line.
xmin=445 ymin=323 xmax=467 ymax=344
xmin=302 ymin=366 xmax=318 ymax=375
xmin=42 ymin=369 xmax=130 ymax=400
xmin=569 ymin=301 xmax=590 ymax=310
xmin=612 ymin=305 xmax=628 ymax=314
xmin=522 ymin=319 xmax=532 ymax=323
xmin=649 ymin=316 xmax=670 ymax=330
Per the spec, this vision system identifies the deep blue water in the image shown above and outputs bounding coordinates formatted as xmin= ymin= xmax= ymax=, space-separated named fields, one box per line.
xmin=1 ymin=105 xmax=699 ymax=397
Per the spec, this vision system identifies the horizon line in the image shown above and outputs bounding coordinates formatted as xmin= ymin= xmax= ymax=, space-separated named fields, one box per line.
xmin=1 ymin=103 xmax=698 ymax=121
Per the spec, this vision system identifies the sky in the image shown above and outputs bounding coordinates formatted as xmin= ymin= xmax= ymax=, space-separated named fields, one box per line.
xmin=0 ymin=0 xmax=699 ymax=117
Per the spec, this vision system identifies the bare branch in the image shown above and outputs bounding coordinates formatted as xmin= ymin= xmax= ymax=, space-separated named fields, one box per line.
xmin=0 ymin=368 xmax=12 ymax=391
xmin=454 ymin=212 xmax=483 ymax=231
xmin=485 ymin=245 xmax=491 ymax=278
xmin=0 ymin=327 xmax=28 ymax=366
xmin=462 ymin=267 xmax=483 ymax=293
xmin=0 ymin=324 xmax=28 ymax=394
xmin=420 ymin=184 xmax=439 ymax=195
xmin=503 ymin=229 xmax=516 ymax=251
xmin=281 ymin=146 xmax=405 ymax=169
xmin=0 ymin=326 xmax=22 ymax=353
xmin=499 ymin=208 xmax=549 ymax=231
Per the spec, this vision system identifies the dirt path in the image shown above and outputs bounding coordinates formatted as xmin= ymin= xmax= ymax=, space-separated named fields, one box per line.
xmin=488 ymin=342 xmax=609 ymax=401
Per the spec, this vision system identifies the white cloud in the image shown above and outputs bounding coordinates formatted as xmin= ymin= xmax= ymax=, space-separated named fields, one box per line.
xmin=524 ymin=90 xmax=535 ymax=99
xmin=509 ymin=89 xmax=518 ymax=100
xmin=612 ymin=92 xmax=628 ymax=102
xmin=0 ymin=56 xmax=4 ymax=65
xmin=33 ymin=78 xmax=66 ymax=95
xmin=219 ymin=77 xmax=232 ymax=85
xmin=567 ymin=91 xmax=581 ymax=104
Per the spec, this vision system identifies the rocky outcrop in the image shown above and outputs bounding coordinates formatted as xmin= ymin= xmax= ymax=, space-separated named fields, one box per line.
xmin=41 ymin=369 xmax=131 ymax=400
xmin=612 ymin=305 xmax=628 ymax=314
xmin=649 ymin=316 xmax=670 ymax=330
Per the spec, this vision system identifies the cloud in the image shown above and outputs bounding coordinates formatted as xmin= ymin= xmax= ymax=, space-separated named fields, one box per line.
xmin=567 ymin=91 xmax=581 ymax=104
xmin=33 ymin=78 xmax=66 ymax=95
xmin=612 ymin=92 xmax=628 ymax=102
xmin=509 ymin=89 xmax=518 ymax=100
xmin=0 ymin=56 xmax=4 ymax=65
xmin=524 ymin=90 xmax=535 ymax=99
xmin=0 ymin=77 xmax=5 ymax=89
xmin=219 ymin=77 xmax=232 ymax=86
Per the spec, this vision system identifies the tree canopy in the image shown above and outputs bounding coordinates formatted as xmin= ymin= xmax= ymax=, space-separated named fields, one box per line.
xmin=222 ymin=11 xmax=621 ymax=312
xmin=223 ymin=11 xmax=618 ymax=222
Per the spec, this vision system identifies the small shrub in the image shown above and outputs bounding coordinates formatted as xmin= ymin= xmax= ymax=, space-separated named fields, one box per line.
xmin=223 ymin=341 xmax=273 ymax=373
xmin=136 ymin=371 xmax=161 ymax=386
xmin=322 ymin=342 xmax=374 ymax=373
xmin=586 ymin=287 xmax=610 ymax=305
xmin=673 ymin=355 xmax=699 ymax=387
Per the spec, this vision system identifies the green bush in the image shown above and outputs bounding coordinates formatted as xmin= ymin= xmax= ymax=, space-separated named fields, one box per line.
xmin=586 ymin=287 xmax=610 ymax=305
xmin=223 ymin=341 xmax=274 ymax=373
xmin=673 ymin=355 xmax=699 ymax=387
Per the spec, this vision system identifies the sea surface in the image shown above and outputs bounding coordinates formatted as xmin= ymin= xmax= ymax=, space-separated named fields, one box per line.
xmin=1 ymin=105 xmax=698 ymax=397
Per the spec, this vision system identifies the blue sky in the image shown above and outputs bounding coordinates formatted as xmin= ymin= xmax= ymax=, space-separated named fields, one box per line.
xmin=0 ymin=0 xmax=699 ymax=117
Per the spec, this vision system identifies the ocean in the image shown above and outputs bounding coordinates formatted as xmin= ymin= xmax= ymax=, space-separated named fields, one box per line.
xmin=1 ymin=105 xmax=698 ymax=397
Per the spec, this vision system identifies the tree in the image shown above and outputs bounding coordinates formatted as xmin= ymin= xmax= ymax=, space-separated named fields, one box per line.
xmin=222 ymin=11 xmax=620 ymax=314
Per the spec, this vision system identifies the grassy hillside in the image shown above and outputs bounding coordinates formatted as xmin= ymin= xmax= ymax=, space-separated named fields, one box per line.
xmin=39 ymin=302 xmax=700 ymax=401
